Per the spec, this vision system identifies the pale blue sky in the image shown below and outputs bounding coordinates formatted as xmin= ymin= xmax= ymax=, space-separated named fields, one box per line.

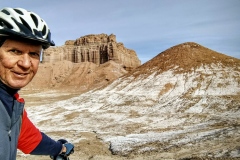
xmin=1 ymin=0 xmax=240 ymax=63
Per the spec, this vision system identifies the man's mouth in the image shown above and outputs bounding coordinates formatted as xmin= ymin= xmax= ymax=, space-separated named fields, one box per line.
xmin=13 ymin=71 xmax=29 ymax=77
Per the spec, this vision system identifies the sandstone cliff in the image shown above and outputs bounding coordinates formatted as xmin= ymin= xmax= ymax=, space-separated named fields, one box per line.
xmin=42 ymin=34 xmax=141 ymax=70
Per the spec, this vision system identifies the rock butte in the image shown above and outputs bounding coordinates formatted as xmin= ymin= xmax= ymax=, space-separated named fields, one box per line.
xmin=42 ymin=33 xmax=141 ymax=71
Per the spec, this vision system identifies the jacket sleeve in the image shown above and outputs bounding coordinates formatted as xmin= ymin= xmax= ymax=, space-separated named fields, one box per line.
xmin=30 ymin=132 xmax=63 ymax=156
xmin=17 ymin=110 xmax=42 ymax=153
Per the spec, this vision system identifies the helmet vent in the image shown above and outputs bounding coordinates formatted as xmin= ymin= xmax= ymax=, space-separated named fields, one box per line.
xmin=30 ymin=14 xmax=38 ymax=27
xmin=0 ymin=18 xmax=13 ymax=29
xmin=20 ymin=17 xmax=32 ymax=32
xmin=33 ymin=29 xmax=43 ymax=38
xmin=14 ymin=9 xmax=24 ymax=15
xmin=42 ymin=25 xmax=46 ymax=36
xmin=2 ymin=9 xmax=10 ymax=15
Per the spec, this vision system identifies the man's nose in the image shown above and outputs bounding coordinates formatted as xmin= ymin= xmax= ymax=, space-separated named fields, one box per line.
xmin=17 ymin=54 xmax=32 ymax=68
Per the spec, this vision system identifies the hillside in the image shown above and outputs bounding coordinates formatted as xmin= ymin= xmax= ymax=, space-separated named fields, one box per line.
xmin=24 ymin=60 xmax=128 ymax=93
xmin=131 ymin=42 xmax=239 ymax=76
xmin=19 ymin=42 xmax=240 ymax=160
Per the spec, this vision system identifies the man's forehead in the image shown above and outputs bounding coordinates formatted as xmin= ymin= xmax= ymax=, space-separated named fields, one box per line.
xmin=2 ymin=37 xmax=42 ymax=49
xmin=8 ymin=37 xmax=42 ymax=46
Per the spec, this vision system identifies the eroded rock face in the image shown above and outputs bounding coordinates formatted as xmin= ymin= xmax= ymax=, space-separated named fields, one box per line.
xmin=42 ymin=34 xmax=141 ymax=70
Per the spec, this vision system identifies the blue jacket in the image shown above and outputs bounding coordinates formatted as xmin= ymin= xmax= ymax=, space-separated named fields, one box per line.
xmin=0 ymin=98 xmax=24 ymax=159
xmin=0 ymin=81 xmax=62 ymax=160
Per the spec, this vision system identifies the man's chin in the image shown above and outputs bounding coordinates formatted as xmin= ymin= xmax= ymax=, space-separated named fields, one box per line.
xmin=8 ymin=81 xmax=30 ymax=89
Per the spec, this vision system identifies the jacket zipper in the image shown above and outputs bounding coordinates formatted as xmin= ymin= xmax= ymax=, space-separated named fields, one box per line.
xmin=8 ymin=130 xmax=11 ymax=141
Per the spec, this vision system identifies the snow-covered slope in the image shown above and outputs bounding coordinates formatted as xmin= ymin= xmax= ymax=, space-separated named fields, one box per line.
xmin=25 ymin=42 xmax=240 ymax=159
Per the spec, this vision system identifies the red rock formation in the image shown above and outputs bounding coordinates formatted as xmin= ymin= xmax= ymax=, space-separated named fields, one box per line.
xmin=42 ymin=34 xmax=141 ymax=70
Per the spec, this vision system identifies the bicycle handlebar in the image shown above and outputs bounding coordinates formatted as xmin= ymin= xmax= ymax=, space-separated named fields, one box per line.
xmin=50 ymin=155 xmax=70 ymax=160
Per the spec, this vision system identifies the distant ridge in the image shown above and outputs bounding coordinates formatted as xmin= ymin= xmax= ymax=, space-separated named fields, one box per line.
xmin=131 ymin=42 xmax=240 ymax=77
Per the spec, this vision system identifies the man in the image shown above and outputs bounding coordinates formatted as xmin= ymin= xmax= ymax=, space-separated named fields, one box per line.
xmin=0 ymin=7 xmax=74 ymax=160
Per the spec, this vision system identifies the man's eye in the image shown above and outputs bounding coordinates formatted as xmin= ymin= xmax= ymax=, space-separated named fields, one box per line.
xmin=30 ymin=52 xmax=40 ymax=58
xmin=10 ymin=49 xmax=21 ymax=54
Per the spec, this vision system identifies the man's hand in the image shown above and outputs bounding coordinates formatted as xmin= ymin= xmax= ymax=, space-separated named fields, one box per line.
xmin=58 ymin=139 xmax=74 ymax=156
xmin=61 ymin=143 xmax=74 ymax=156
xmin=50 ymin=139 xmax=74 ymax=160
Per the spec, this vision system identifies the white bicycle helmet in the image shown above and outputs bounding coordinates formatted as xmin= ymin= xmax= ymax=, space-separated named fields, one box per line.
xmin=0 ymin=7 xmax=55 ymax=49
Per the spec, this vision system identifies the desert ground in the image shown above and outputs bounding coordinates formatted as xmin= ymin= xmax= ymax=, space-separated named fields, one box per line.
xmin=16 ymin=89 xmax=240 ymax=160
xmin=17 ymin=89 xmax=176 ymax=160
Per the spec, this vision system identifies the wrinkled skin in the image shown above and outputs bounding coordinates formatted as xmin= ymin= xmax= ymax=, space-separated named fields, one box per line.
xmin=0 ymin=38 xmax=42 ymax=89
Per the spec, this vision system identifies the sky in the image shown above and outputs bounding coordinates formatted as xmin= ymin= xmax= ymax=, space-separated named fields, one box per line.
xmin=1 ymin=0 xmax=240 ymax=63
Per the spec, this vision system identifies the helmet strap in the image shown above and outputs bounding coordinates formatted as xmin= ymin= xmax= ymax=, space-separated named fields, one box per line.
xmin=0 ymin=37 xmax=6 ymax=47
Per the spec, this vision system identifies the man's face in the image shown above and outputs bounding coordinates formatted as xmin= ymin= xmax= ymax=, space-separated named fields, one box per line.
xmin=0 ymin=38 xmax=42 ymax=89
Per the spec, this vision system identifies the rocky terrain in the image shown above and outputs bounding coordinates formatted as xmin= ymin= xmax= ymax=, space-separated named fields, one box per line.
xmin=42 ymin=34 xmax=141 ymax=71
xmin=18 ymin=42 xmax=240 ymax=160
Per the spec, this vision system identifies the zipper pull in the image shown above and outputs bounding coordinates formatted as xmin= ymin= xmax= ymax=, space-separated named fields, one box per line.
xmin=8 ymin=130 xmax=11 ymax=141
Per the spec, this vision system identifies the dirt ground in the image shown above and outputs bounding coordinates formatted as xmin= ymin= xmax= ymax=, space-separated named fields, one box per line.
xmin=16 ymin=89 xmax=240 ymax=160
xmin=17 ymin=131 xmax=176 ymax=160
xmin=17 ymin=89 xmax=177 ymax=160
xmin=17 ymin=91 xmax=167 ymax=160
